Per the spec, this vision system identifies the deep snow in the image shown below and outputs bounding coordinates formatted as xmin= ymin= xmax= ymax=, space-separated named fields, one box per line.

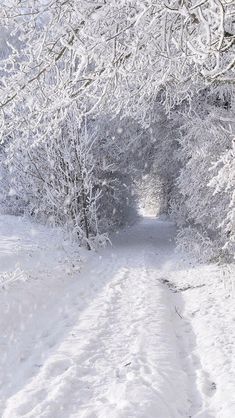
xmin=0 ymin=215 xmax=234 ymax=418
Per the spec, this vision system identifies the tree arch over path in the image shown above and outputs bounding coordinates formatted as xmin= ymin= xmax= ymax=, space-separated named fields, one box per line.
xmin=0 ymin=1 xmax=234 ymax=261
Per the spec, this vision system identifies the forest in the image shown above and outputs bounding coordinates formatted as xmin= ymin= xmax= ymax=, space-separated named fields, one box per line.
xmin=0 ymin=0 xmax=234 ymax=262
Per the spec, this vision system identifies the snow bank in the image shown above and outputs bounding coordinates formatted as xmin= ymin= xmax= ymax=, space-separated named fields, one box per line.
xmin=166 ymin=258 xmax=235 ymax=418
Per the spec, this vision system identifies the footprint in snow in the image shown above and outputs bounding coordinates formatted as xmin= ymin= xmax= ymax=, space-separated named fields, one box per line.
xmin=44 ymin=357 xmax=72 ymax=378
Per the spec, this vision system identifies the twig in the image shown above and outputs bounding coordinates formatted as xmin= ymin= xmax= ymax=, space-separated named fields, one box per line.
xmin=175 ymin=306 xmax=183 ymax=319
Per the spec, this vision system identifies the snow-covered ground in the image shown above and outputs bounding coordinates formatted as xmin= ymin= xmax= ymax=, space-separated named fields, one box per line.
xmin=0 ymin=215 xmax=234 ymax=418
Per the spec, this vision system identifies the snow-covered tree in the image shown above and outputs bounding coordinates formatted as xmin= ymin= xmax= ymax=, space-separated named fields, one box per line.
xmin=170 ymin=88 xmax=235 ymax=262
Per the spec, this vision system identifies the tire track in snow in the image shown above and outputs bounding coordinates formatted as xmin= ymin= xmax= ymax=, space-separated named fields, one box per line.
xmin=159 ymin=277 xmax=216 ymax=418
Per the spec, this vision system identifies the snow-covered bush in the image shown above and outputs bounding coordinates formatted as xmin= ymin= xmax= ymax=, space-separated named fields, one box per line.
xmin=176 ymin=226 xmax=220 ymax=263
xmin=2 ymin=109 xmax=139 ymax=247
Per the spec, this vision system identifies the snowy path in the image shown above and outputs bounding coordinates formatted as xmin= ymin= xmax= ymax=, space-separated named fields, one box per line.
xmin=0 ymin=216 xmax=234 ymax=418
